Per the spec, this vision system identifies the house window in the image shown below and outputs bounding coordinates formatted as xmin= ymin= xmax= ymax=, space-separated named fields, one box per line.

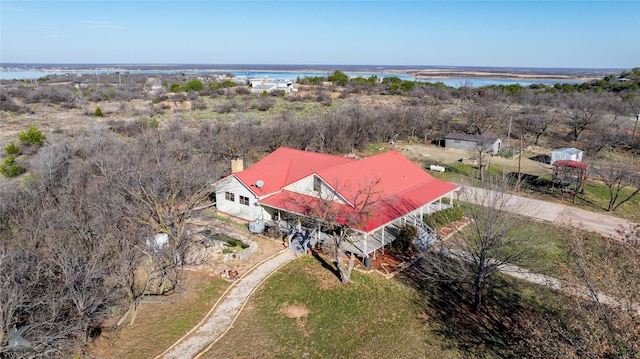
xmin=313 ymin=176 xmax=321 ymax=192
xmin=225 ymin=192 xmax=235 ymax=202
xmin=239 ymin=195 xmax=250 ymax=206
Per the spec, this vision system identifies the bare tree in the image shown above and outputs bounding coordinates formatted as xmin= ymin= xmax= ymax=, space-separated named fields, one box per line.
xmin=425 ymin=178 xmax=540 ymax=311
xmin=285 ymin=177 xmax=383 ymax=284
xmin=460 ymin=93 xmax=509 ymax=136
xmin=466 ymin=135 xmax=499 ymax=181
xmin=515 ymin=94 xmax=556 ymax=147
xmin=0 ymin=122 xmax=227 ymax=355
xmin=591 ymin=156 xmax=640 ymax=212
xmin=88 ymin=128 xmax=218 ymax=326
xmin=562 ymin=93 xmax=604 ymax=141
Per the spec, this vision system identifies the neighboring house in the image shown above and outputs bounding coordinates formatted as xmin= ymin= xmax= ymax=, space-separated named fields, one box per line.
xmin=550 ymin=147 xmax=583 ymax=165
xmin=144 ymin=77 xmax=163 ymax=92
xmin=72 ymin=81 xmax=88 ymax=89
xmin=445 ymin=133 xmax=502 ymax=155
xmin=212 ymin=147 xmax=460 ymax=257
xmin=249 ymin=78 xmax=296 ymax=94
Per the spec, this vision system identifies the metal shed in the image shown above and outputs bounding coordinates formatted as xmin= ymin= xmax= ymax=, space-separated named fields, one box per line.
xmin=550 ymin=147 xmax=583 ymax=165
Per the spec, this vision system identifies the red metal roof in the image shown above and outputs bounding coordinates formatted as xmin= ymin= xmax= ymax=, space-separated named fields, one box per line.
xmin=240 ymin=147 xmax=460 ymax=233
xmin=552 ymin=159 xmax=589 ymax=171
xmin=233 ymin=147 xmax=356 ymax=196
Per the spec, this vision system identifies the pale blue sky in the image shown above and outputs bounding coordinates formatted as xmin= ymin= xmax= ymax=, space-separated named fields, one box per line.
xmin=1 ymin=1 xmax=638 ymax=68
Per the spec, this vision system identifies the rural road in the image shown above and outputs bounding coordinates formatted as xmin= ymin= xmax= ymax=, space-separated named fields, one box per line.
xmin=459 ymin=186 xmax=636 ymax=240
xmin=156 ymin=249 xmax=298 ymax=359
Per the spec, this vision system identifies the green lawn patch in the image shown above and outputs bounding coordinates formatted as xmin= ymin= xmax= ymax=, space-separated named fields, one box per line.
xmin=502 ymin=222 xmax=574 ymax=278
xmin=206 ymin=255 xmax=460 ymax=358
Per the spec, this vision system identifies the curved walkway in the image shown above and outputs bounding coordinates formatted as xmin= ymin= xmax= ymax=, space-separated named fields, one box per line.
xmin=156 ymin=249 xmax=298 ymax=359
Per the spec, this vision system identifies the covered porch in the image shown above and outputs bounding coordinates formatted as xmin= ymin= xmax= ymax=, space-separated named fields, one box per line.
xmin=341 ymin=201 xmax=453 ymax=257
xmin=265 ymin=191 xmax=457 ymax=259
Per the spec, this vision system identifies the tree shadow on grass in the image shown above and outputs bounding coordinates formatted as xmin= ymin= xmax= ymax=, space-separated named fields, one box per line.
xmin=398 ymin=256 xmax=535 ymax=358
xmin=310 ymin=250 xmax=341 ymax=281
xmin=529 ymin=154 xmax=551 ymax=164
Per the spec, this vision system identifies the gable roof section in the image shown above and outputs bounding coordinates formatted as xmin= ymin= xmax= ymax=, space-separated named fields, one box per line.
xmin=316 ymin=150 xmax=442 ymax=203
xmin=552 ymin=159 xmax=589 ymax=171
xmin=446 ymin=132 xmax=500 ymax=142
xmin=232 ymin=147 xmax=356 ymax=196
xmin=553 ymin=147 xmax=583 ymax=155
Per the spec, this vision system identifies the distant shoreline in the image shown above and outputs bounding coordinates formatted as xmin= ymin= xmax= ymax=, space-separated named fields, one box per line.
xmin=1 ymin=64 xmax=614 ymax=84
xmin=400 ymin=69 xmax=601 ymax=82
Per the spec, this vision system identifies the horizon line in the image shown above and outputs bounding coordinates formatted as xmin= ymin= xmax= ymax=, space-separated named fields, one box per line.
xmin=0 ymin=63 xmax=630 ymax=71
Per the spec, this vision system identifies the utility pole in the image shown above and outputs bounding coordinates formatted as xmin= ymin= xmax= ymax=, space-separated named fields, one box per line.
xmin=506 ymin=115 xmax=512 ymax=151
xmin=632 ymin=99 xmax=640 ymax=145
xmin=632 ymin=113 xmax=640 ymax=145
xmin=516 ymin=135 xmax=523 ymax=193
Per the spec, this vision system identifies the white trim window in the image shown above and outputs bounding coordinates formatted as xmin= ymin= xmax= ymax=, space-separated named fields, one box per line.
xmin=225 ymin=191 xmax=235 ymax=202
xmin=239 ymin=195 xmax=250 ymax=206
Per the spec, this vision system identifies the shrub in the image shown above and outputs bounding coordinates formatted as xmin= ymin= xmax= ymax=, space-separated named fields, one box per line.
xmin=392 ymin=225 xmax=418 ymax=253
xmin=94 ymin=106 xmax=103 ymax=117
xmin=4 ymin=142 xmax=20 ymax=155
xmin=255 ymin=97 xmax=275 ymax=111
xmin=184 ymin=79 xmax=204 ymax=92
xmin=423 ymin=205 xmax=464 ymax=230
xmin=140 ymin=117 xmax=159 ymax=129
xmin=18 ymin=125 xmax=46 ymax=147
xmin=235 ymin=86 xmax=251 ymax=95
xmin=0 ymin=156 xmax=25 ymax=177
xmin=328 ymin=70 xmax=349 ymax=86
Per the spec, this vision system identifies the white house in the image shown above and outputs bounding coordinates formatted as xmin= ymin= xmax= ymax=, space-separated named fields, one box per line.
xmin=248 ymin=78 xmax=297 ymax=94
xmin=212 ymin=147 xmax=460 ymax=257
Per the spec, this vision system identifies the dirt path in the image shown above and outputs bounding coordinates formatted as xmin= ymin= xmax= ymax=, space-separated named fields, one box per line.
xmin=156 ymin=250 xmax=298 ymax=359
xmin=500 ymin=263 xmax=640 ymax=315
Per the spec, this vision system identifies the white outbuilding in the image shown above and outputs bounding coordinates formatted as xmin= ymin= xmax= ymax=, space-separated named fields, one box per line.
xmin=550 ymin=147 xmax=583 ymax=165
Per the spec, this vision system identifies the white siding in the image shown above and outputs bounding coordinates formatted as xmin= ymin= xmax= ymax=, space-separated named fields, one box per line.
xmin=285 ymin=175 xmax=316 ymax=196
xmin=284 ymin=175 xmax=349 ymax=205
xmin=551 ymin=148 xmax=583 ymax=164
xmin=214 ymin=176 xmax=262 ymax=221
xmin=445 ymin=138 xmax=501 ymax=155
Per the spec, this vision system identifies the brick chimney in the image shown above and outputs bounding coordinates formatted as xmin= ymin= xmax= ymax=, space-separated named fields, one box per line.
xmin=231 ymin=155 xmax=244 ymax=173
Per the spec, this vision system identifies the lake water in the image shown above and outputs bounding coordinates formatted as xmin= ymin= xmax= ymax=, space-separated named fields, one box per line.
xmin=0 ymin=68 xmax=579 ymax=87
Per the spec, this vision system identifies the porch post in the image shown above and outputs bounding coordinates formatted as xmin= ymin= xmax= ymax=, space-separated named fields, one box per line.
xmin=450 ymin=192 xmax=454 ymax=206
xmin=364 ymin=233 xmax=367 ymax=255
xmin=381 ymin=227 xmax=385 ymax=255
xmin=439 ymin=198 xmax=442 ymax=210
